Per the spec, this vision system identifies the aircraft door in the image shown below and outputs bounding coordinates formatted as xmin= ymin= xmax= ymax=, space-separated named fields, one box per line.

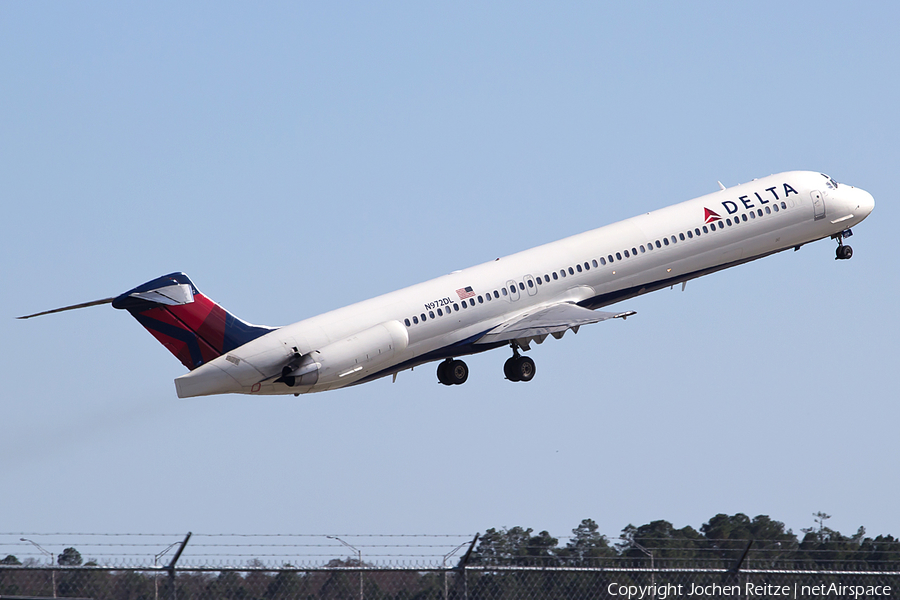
xmin=524 ymin=274 xmax=538 ymax=296
xmin=811 ymin=190 xmax=826 ymax=221
xmin=505 ymin=279 xmax=520 ymax=302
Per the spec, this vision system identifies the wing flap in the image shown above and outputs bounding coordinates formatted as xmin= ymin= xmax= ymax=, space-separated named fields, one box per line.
xmin=475 ymin=303 xmax=635 ymax=345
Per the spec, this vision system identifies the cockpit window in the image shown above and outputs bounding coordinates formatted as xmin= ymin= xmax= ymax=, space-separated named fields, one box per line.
xmin=821 ymin=173 xmax=839 ymax=189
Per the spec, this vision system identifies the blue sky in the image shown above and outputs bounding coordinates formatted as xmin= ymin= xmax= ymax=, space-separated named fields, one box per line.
xmin=2 ymin=1 xmax=898 ymax=564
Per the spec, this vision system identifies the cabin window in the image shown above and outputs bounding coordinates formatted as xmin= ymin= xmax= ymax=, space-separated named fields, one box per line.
xmin=632 ymin=247 xmax=637 ymax=255
xmin=477 ymin=295 xmax=483 ymax=303
xmin=502 ymin=288 xmax=508 ymax=296
xmin=561 ymin=270 xmax=567 ymax=278
xmin=544 ymin=274 xmax=550 ymax=283
xmin=616 ymin=252 xmax=622 ymax=260
xmin=552 ymin=272 xmax=558 ymax=280
xmin=750 ymin=211 xmax=756 ymax=219
xmin=726 ymin=218 xmax=732 ymax=226
xmin=679 ymin=233 xmax=685 ymax=241
xmin=421 ymin=313 xmax=427 ymax=321
xmin=510 ymin=285 xmax=516 ymax=293
xmin=576 ymin=264 xmax=583 ymax=273
xmin=494 ymin=290 xmax=500 ymax=298
xmin=470 ymin=298 xmax=475 ymax=306
xmin=584 ymin=262 xmax=590 ymax=270
xmin=438 ymin=309 xmax=444 ymax=317
xmin=757 ymin=209 xmax=763 ymax=217
xmin=405 ymin=318 xmax=411 ymax=326
xmin=428 ymin=311 xmax=435 ymax=319
xmin=454 ymin=303 xmax=460 ymax=310
xmin=781 ymin=201 xmax=787 ymax=209
xmin=655 ymin=241 xmax=661 ymax=248
xmin=742 ymin=214 xmax=748 ymax=222
xmin=412 ymin=316 xmax=419 ymax=324
xmin=640 ymin=245 xmax=645 ymax=253
xmin=536 ymin=278 xmax=542 ymax=285
xmin=608 ymin=254 xmax=615 ymax=263
xmin=516 ymin=282 xmax=524 ymax=291
xmin=592 ymin=259 xmax=598 ymax=267
xmin=624 ymin=250 xmax=630 ymax=258
xmin=568 ymin=267 xmax=575 ymax=275
xmin=703 ymin=225 xmax=709 ymax=233
xmin=773 ymin=204 xmax=779 ymax=212
xmin=687 ymin=230 xmax=693 ymax=239
xmin=695 ymin=228 xmax=701 ymax=236
xmin=527 ymin=279 xmax=534 ymax=287
xmin=765 ymin=206 xmax=771 ymax=215
xmin=600 ymin=257 xmax=607 ymax=265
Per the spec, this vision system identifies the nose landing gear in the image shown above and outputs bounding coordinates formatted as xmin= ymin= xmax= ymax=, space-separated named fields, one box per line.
xmin=834 ymin=229 xmax=853 ymax=260
xmin=504 ymin=342 xmax=536 ymax=382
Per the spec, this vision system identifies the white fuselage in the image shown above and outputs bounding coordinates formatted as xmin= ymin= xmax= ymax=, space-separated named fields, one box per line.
xmin=174 ymin=171 xmax=875 ymax=398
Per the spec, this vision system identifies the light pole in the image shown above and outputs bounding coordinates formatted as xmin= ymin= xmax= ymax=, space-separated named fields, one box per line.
xmin=327 ymin=536 xmax=363 ymax=600
xmin=21 ymin=538 xmax=56 ymax=598
xmin=631 ymin=540 xmax=655 ymax=599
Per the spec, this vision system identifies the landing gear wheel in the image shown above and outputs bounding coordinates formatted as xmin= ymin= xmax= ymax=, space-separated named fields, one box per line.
xmin=514 ymin=355 xmax=536 ymax=382
xmin=438 ymin=359 xmax=468 ymax=385
xmin=504 ymin=356 xmax=521 ymax=382
xmin=836 ymin=245 xmax=853 ymax=260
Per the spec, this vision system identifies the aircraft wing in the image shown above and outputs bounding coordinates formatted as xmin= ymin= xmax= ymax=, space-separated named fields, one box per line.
xmin=475 ymin=302 xmax=635 ymax=348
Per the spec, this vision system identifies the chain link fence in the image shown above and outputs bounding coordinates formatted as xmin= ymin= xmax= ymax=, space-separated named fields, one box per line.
xmin=2 ymin=565 xmax=899 ymax=599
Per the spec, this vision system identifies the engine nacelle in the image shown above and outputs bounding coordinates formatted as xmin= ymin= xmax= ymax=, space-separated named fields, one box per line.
xmin=281 ymin=320 xmax=409 ymax=388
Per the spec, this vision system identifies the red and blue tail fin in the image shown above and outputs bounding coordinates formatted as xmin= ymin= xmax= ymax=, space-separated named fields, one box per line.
xmin=112 ymin=272 xmax=274 ymax=370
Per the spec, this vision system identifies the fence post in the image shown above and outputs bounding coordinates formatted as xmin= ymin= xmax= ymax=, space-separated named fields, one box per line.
xmin=457 ymin=533 xmax=478 ymax=600
xmin=165 ymin=532 xmax=192 ymax=600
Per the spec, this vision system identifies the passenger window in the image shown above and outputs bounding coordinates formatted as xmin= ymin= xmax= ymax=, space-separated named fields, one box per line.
xmin=478 ymin=295 xmax=483 ymax=303
xmin=470 ymin=298 xmax=475 ymax=306
xmin=502 ymin=288 xmax=507 ymax=296
xmin=461 ymin=302 xmax=466 ymax=309
xmin=781 ymin=202 xmax=786 ymax=209
xmin=742 ymin=214 xmax=748 ymax=222
xmin=437 ymin=309 xmax=443 ymax=316
xmin=536 ymin=278 xmax=542 ymax=285
xmin=726 ymin=219 xmax=732 ymax=226
xmin=765 ymin=206 xmax=771 ymax=214
xmin=687 ymin=230 xmax=693 ymax=239
xmin=413 ymin=316 xmax=419 ymax=324
xmin=494 ymin=290 xmax=500 ymax=298
xmin=518 ymin=282 xmax=524 ymax=291
xmin=640 ymin=245 xmax=645 ymax=253
xmin=679 ymin=233 xmax=685 ymax=241
xmin=624 ymin=250 xmax=630 ymax=258
xmin=561 ymin=270 xmax=567 ymax=278
xmin=616 ymin=252 xmax=622 ymax=260
xmin=405 ymin=318 xmax=411 ymax=326
xmin=421 ymin=313 xmax=427 ymax=321
xmin=703 ymin=225 xmax=708 ymax=233
xmin=750 ymin=211 xmax=756 ymax=219
xmin=671 ymin=236 xmax=677 ymax=244
xmin=608 ymin=255 xmax=614 ymax=263
xmin=552 ymin=272 xmax=558 ymax=280
xmin=454 ymin=303 xmax=460 ymax=310
xmin=429 ymin=311 xmax=435 ymax=319
xmin=510 ymin=285 xmax=516 ymax=293
xmin=584 ymin=262 xmax=590 ymax=270
xmin=576 ymin=264 xmax=582 ymax=272
xmin=655 ymin=241 xmax=661 ymax=248
xmin=695 ymin=228 xmax=701 ymax=236
xmin=663 ymin=238 xmax=669 ymax=246
xmin=544 ymin=275 xmax=550 ymax=283
xmin=528 ymin=279 xmax=534 ymax=287
xmin=632 ymin=247 xmax=637 ymax=255
xmin=774 ymin=204 xmax=779 ymax=212
xmin=757 ymin=209 xmax=763 ymax=217
xmin=568 ymin=267 xmax=574 ymax=275
xmin=600 ymin=257 xmax=607 ymax=265
xmin=592 ymin=260 xmax=598 ymax=267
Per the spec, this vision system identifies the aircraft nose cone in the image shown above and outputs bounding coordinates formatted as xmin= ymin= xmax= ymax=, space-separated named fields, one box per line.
xmin=857 ymin=188 xmax=875 ymax=217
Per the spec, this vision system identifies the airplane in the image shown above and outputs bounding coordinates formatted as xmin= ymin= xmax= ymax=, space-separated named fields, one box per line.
xmin=18 ymin=171 xmax=874 ymax=398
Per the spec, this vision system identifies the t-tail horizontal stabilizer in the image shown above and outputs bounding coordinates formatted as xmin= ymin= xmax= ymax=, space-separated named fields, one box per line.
xmin=112 ymin=272 xmax=276 ymax=371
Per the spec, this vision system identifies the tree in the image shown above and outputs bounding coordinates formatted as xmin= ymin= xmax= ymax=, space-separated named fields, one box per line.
xmin=0 ymin=555 xmax=21 ymax=565
xmin=560 ymin=519 xmax=614 ymax=565
xmin=57 ymin=547 xmax=82 ymax=566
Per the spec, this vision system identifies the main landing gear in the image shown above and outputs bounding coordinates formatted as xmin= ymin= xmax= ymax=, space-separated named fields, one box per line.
xmin=437 ymin=358 xmax=468 ymax=386
xmin=504 ymin=342 xmax=535 ymax=383
xmin=834 ymin=230 xmax=853 ymax=260
xmin=436 ymin=343 xmax=538 ymax=386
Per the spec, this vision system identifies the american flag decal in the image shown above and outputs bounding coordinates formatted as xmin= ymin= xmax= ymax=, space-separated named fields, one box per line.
xmin=456 ymin=286 xmax=475 ymax=300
